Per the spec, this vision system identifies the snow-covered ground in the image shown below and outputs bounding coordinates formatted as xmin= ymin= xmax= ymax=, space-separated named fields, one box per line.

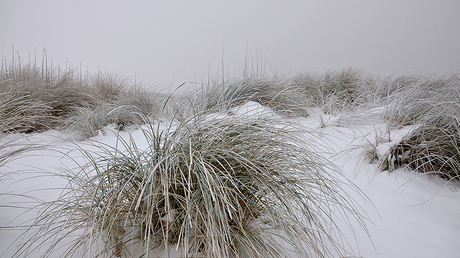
xmin=1 ymin=101 xmax=459 ymax=258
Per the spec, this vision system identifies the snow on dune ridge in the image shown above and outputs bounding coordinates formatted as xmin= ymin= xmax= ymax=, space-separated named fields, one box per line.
xmin=1 ymin=64 xmax=460 ymax=257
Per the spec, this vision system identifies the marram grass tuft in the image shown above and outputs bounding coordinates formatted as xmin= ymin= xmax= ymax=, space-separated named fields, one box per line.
xmin=14 ymin=114 xmax=367 ymax=258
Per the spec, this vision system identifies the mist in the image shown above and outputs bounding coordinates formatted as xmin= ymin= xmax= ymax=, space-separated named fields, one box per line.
xmin=1 ymin=0 xmax=459 ymax=90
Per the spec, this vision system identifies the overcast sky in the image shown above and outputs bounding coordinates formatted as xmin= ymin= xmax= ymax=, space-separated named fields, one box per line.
xmin=1 ymin=0 xmax=459 ymax=90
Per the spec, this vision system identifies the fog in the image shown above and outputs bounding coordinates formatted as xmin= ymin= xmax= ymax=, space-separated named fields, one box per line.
xmin=1 ymin=0 xmax=459 ymax=90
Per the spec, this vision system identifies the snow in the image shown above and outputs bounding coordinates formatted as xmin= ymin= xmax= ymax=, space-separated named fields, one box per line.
xmin=1 ymin=101 xmax=460 ymax=258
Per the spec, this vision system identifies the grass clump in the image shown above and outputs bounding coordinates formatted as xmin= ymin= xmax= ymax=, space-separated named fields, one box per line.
xmin=379 ymin=74 xmax=460 ymax=181
xmin=188 ymin=76 xmax=310 ymax=118
xmin=293 ymin=68 xmax=365 ymax=114
xmin=14 ymin=114 xmax=366 ymax=258
xmin=380 ymin=114 xmax=460 ymax=181
xmin=1 ymin=53 xmax=164 ymax=137
xmin=0 ymin=58 xmax=98 ymax=132
xmin=0 ymin=93 xmax=52 ymax=133
xmin=383 ymin=75 xmax=460 ymax=129
xmin=67 ymin=86 xmax=163 ymax=139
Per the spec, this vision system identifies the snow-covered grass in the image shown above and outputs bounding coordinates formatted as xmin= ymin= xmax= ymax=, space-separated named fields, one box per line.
xmin=12 ymin=109 xmax=369 ymax=258
xmin=1 ymin=57 xmax=167 ymax=136
xmin=381 ymin=108 xmax=460 ymax=181
xmin=181 ymin=76 xmax=310 ymax=120
xmin=292 ymin=68 xmax=367 ymax=114
xmin=383 ymin=74 xmax=460 ymax=129
xmin=1 ymin=61 xmax=460 ymax=257
xmin=66 ymin=87 xmax=166 ymax=140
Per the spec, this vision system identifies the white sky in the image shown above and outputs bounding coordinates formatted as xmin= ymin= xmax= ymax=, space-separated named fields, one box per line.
xmin=1 ymin=0 xmax=459 ymax=90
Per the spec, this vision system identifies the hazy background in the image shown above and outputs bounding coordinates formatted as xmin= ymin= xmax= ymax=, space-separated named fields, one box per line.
xmin=1 ymin=0 xmax=459 ymax=90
